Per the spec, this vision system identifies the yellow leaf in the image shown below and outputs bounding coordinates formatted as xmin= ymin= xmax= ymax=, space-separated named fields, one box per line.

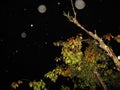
xmin=114 ymin=35 xmax=120 ymax=43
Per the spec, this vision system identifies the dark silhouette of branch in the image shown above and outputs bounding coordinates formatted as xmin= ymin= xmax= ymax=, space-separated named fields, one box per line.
xmin=94 ymin=68 xmax=107 ymax=90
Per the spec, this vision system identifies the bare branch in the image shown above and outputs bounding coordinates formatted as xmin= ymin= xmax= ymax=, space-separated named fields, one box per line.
xmin=70 ymin=0 xmax=77 ymax=18
xmin=94 ymin=69 xmax=107 ymax=90
xmin=63 ymin=0 xmax=120 ymax=71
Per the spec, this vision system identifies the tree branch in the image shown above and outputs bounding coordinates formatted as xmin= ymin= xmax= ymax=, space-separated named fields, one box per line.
xmin=94 ymin=69 xmax=107 ymax=90
xmin=63 ymin=0 xmax=120 ymax=71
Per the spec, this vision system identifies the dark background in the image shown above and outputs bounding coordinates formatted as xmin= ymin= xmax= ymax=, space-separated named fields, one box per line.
xmin=0 ymin=0 xmax=120 ymax=89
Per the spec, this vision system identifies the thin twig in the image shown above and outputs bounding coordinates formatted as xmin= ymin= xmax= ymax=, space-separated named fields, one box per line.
xmin=71 ymin=0 xmax=76 ymax=18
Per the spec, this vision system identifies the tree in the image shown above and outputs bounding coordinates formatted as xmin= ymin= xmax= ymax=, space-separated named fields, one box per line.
xmin=11 ymin=0 xmax=120 ymax=90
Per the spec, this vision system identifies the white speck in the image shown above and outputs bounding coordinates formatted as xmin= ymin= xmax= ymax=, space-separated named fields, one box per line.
xmin=0 ymin=39 xmax=3 ymax=42
xmin=38 ymin=4 xmax=47 ymax=13
xmin=30 ymin=24 xmax=34 ymax=27
xmin=118 ymin=56 xmax=120 ymax=60
xmin=75 ymin=0 xmax=86 ymax=10
xmin=5 ymin=70 xmax=8 ymax=73
xmin=24 ymin=8 xmax=27 ymax=11
xmin=21 ymin=32 xmax=27 ymax=38
xmin=45 ymin=42 xmax=48 ymax=44
xmin=15 ymin=50 xmax=18 ymax=53
xmin=58 ymin=2 xmax=61 ymax=5
xmin=40 ymin=45 xmax=43 ymax=48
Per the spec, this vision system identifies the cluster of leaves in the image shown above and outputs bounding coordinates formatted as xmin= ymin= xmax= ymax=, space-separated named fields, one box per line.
xmin=44 ymin=67 xmax=62 ymax=83
xmin=11 ymin=80 xmax=23 ymax=89
xmin=103 ymin=33 xmax=120 ymax=43
xmin=29 ymin=80 xmax=47 ymax=90
xmin=11 ymin=79 xmax=47 ymax=90
xmin=53 ymin=34 xmax=110 ymax=89
xmin=42 ymin=34 xmax=113 ymax=89
xmin=50 ymin=33 xmax=119 ymax=89
xmin=11 ymin=34 xmax=120 ymax=90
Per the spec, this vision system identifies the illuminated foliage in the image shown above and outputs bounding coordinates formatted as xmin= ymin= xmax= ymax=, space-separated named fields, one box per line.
xmin=11 ymin=33 xmax=120 ymax=90
xmin=29 ymin=80 xmax=47 ymax=90
xmin=104 ymin=33 xmax=120 ymax=43
xmin=114 ymin=35 xmax=120 ymax=43
xmin=44 ymin=67 xmax=62 ymax=83
xmin=11 ymin=80 xmax=23 ymax=89
xmin=53 ymin=34 xmax=109 ymax=89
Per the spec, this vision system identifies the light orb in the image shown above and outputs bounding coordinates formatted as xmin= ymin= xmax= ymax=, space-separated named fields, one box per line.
xmin=75 ymin=0 xmax=86 ymax=10
xmin=38 ymin=4 xmax=47 ymax=13
xmin=21 ymin=32 xmax=27 ymax=38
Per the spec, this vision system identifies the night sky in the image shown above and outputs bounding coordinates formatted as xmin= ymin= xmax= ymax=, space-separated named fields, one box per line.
xmin=1 ymin=0 xmax=120 ymax=89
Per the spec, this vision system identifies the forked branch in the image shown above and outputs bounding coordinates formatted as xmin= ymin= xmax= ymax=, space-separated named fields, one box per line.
xmin=63 ymin=0 xmax=120 ymax=71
